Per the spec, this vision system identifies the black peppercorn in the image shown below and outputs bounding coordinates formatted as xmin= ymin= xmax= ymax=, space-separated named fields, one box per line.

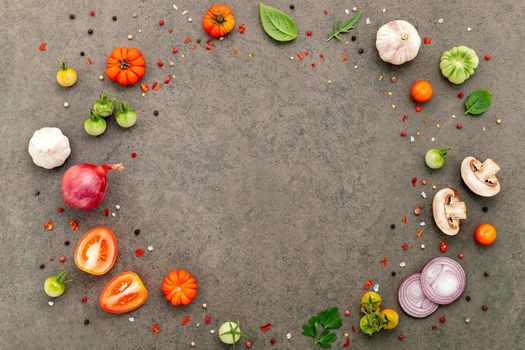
xmin=112 ymin=16 xmax=117 ymax=21
xmin=39 ymin=263 xmax=45 ymax=269
xmin=84 ymin=319 xmax=90 ymax=325
xmin=482 ymin=206 xmax=488 ymax=212
xmin=153 ymin=110 xmax=159 ymax=116
xmin=88 ymin=29 xmax=93 ymax=35
xmin=391 ymin=224 xmax=395 ymax=229
xmin=466 ymin=295 xmax=471 ymax=301
xmin=483 ymin=271 xmax=489 ymax=277
xmin=196 ymin=38 xmax=201 ymax=44
xmin=351 ymin=35 xmax=357 ymax=41
xmin=69 ymin=14 xmax=75 ymax=20
xmin=289 ymin=4 xmax=295 ymax=10
xmin=134 ymin=229 xmax=140 ymax=235
xmin=80 ymin=51 xmax=85 ymax=56
xmin=358 ymin=48 xmax=364 ymax=54
xmin=34 ymin=190 xmax=40 ymax=196
xmin=482 ymin=304 xmax=488 ymax=311
xmin=64 ymin=240 xmax=70 ymax=246
xmin=391 ymin=271 xmax=396 ymax=276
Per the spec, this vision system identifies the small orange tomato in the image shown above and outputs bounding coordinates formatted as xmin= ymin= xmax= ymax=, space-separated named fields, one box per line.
xmin=106 ymin=48 xmax=145 ymax=86
xmin=410 ymin=80 xmax=433 ymax=103
xmin=161 ymin=270 xmax=198 ymax=306
xmin=100 ymin=272 xmax=148 ymax=313
xmin=474 ymin=224 xmax=497 ymax=245
xmin=202 ymin=4 xmax=235 ymax=38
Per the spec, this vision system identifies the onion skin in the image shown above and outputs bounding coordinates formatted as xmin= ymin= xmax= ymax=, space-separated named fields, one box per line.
xmin=61 ymin=163 xmax=124 ymax=210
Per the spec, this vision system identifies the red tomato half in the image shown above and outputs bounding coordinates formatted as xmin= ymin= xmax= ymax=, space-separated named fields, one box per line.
xmin=99 ymin=272 xmax=148 ymax=313
xmin=74 ymin=226 xmax=117 ymax=275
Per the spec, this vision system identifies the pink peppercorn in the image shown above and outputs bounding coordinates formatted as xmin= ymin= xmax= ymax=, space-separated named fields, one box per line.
xmin=306 ymin=31 xmax=313 ymax=36
xmin=458 ymin=253 xmax=465 ymax=259
xmin=89 ymin=10 xmax=95 ymax=16
xmin=401 ymin=131 xmax=407 ymax=137
xmin=270 ymin=338 xmax=276 ymax=345
xmin=131 ymin=151 xmax=137 ymax=158
xmin=172 ymin=47 xmax=178 ymax=54
xmin=245 ymin=341 xmax=252 ymax=348
xmin=344 ymin=309 xmax=350 ymax=316
xmin=81 ymin=296 xmax=88 ymax=303
xmin=57 ymin=207 xmax=64 ymax=213
xmin=59 ymin=256 xmax=66 ymax=263
xmin=457 ymin=123 xmax=463 ymax=129
xmin=323 ymin=9 xmax=328 ymax=15
xmin=159 ymin=19 xmax=165 ymax=26
xmin=458 ymin=92 xmax=465 ymax=99
xmin=439 ymin=316 xmax=446 ymax=323
xmin=485 ymin=55 xmax=491 ymax=61
xmin=399 ymin=334 xmax=405 ymax=341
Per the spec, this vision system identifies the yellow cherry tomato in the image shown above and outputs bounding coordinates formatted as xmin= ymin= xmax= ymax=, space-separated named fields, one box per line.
xmin=56 ymin=61 xmax=77 ymax=87
xmin=361 ymin=291 xmax=381 ymax=310
xmin=381 ymin=309 xmax=399 ymax=330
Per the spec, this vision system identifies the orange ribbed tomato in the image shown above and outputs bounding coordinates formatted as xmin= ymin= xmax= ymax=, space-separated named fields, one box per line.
xmin=161 ymin=270 xmax=198 ymax=306
xmin=202 ymin=4 xmax=235 ymax=38
xmin=106 ymin=48 xmax=145 ymax=86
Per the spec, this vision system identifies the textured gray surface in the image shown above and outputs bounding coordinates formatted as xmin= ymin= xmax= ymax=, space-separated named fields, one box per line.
xmin=1 ymin=0 xmax=524 ymax=349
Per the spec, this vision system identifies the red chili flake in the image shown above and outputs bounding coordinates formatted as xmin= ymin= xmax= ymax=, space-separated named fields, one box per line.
xmin=159 ymin=19 xmax=165 ymax=26
xmin=424 ymin=37 xmax=432 ymax=44
xmin=440 ymin=241 xmax=448 ymax=253
xmin=38 ymin=42 xmax=47 ymax=51
xmin=323 ymin=9 xmax=328 ymax=15
xmin=181 ymin=315 xmax=191 ymax=326
xmin=260 ymin=322 xmax=272 ymax=332
xmin=204 ymin=315 xmax=212 ymax=324
xmin=164 ymin=76 xmax=172 ymax=84
xmin=192 ymin=44 xmax=197 ymax=50
xmin=401 ymin=131 xmax=407 ymax=137
xmin=81 ymin=296 xmax=88 ymax=303
xmin=131 ymin=151 xmax=137 ymax=158
xmin=456 ymin=123 xmax=463 ymax=129
xmin=399 ymin=334 xmax=405 ymax=341
xmin=344 ymin=309 xmax=350 ymax=316
xmin=206 ymin=39 xmax=215 ymax=47
xmin=458 ymin=253 xmax=465 ymax=259
xmin=86 ymin=57 xmax=92 ymax=65
xmin=319 ymin=54 xmax=325 ymax=61
xmin=140 ymin=83 xmax=149 ymax=93
xmin=438 ymin=316 xmax=446 ymax=323
xmin=152 ymin=82 xmax=161 ymax=91
xmin=43 ymin=219 xmax=54 ymax=231
xmin=401 ymin=243 xmax=409 ymax=251
xmin=364 ymin=279 xmax=373 ymax=290
xmin=421 ymin=179 xmax=427 ymax=185
xmin=57 ymin=207 xmax=64 ymax=213
xmin=238 ymin=23 xmax=246 ymax=33
xmin=485 ymin=54 xmax=491 ymax=61
xmin=89 ymin=10 xmax=95 ymax=16
xmin=184 ymin=36 xmax=191 ymax=44
xmin=412 ymin=176 xmax=417 ymax=187
xmin=415 ymin=104 xmax=423 ymax=112
xmin=416 ymin=229 xmax=423 ymax=238
xmin=342 ymin=53 xmax=348 ymax=62
xmin=380 ymin=257 xmax=389 ymax=267
xmin=59 ymin=256 xmax=66 ymax=263
xmin=151 ymin=323 xmax=160 ymax=335
xmin=157 ymin=60 xmax=164 ymax=67
xmin=306 ymin=31 xmax=313 ymax=36
xmin=68 ymin=219 xmax=78 ymax=231
xmin=400 ymin=114 xmax=409 ymax=123
xmin=311 ymin=63 xmax=317 ymax=69
xmin=343 ymin=337 xmax=351 ymax=348
xmin=297 ymin=53 xmax=304 ymax=60
xmin=233 ymin=49 xmax=238 ymax=55
xmin=304 ymin=51 xmax=309 ymax=57
xmin=135 ymin=248 xmax=145 ymax=257
xmin=270 ymin=338 xmax=276 ymax=345
xmin=172 ymin=47 xmax=179 ymax=54
xmin=402 ymin=215 xmax=407 ymax=224
xmin=168 ymin=28 xmax=173 ymax=33
xmin=457 ymin=92 xmax=465 ymax=99
xmin=102 ymin=208 xmax=109 ymax=217
xmin=432 ymin=325 xmax=437 ymax=331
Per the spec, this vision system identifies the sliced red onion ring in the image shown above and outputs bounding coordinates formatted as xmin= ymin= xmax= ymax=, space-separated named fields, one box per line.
xmin=398 ymin=273 xmax=439 ymax=318
xmin=420 ymin=257 xmax=466 ymax=305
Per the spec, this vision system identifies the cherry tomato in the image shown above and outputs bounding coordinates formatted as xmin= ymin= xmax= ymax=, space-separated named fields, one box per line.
xmin=410 ymin=80 xmax=433 ymax=103
xmin=99 ymin=272 xmax=148 ymax=313
xmin=380 ymin=309 xmax=399 ymax=330
xmin=474 ymin=224 xmax=497 ymax=245
xmin=361 ymin=291 xmax=381 ymax=312
xmin=74 ymin=226 xmax=117 ymax=275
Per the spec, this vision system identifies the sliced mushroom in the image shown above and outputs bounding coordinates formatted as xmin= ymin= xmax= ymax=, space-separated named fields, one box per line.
xmin=432 ymin=188 xmax=467 ymax=236
xmin=461 ymin=156 xmax=501 ymax=197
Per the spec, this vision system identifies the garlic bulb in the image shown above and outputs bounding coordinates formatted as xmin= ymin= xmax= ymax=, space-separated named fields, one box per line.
xmin=376 ymin=20 xmax=421 ymax=65
xmin=28 ymin=127 xmax=71 ymax=169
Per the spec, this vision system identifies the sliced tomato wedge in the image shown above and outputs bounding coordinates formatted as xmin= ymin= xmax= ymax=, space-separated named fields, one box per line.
xmin=99 ymin=272 xmax=148 ymax=313
xmin=74 ymin=226 xmax=117 ymax=275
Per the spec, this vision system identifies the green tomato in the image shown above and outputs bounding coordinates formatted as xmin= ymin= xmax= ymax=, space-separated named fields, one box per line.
xmin=218 ymin=321 xmax=242 ymax=344
xmin=359 ymin=313 xmax=383 ymax=336
xmin=84 ymin=112 xmax=107 ymax=136
xmin=425 ymin=147 xmax=449 ymax=169
xmin=115 ymin=103 xmax=137 ymax=128
xmin=440 ymin=46 xmax=479 ymax=85
xmin=93 ymin=93 xmax=114 ymax=117
xmin=44 ymin=271 xmax=69 ymax=297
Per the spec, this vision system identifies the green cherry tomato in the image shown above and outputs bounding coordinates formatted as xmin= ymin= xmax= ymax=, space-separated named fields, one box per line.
xmin=359 ymin=313 xmax=383 ymax=336
xmin=44 ymin=270 xmax=70 ymax=297
xmin=218 ymin=321 xmax=242 ymax=344
xmin=115 ymin=102 xmax=137 ymax=128
xmin=93 ymin=93 xmax=114 ymax=117
xmin=84 ymin=111 xmax=107 ymax=136
xmin=425 ymin=147 xmax=450 ymax=169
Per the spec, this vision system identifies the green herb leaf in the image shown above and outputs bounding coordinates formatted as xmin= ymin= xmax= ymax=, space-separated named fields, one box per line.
xmin=464 ymin=89 xmax=492 ymax=115
xmin=302 ymin=316 xmax=319 ymax=338
xmin=315 ymin=328 xmax=337 ymax=348
xmin=259 ymin=2 xmax=297 ymax=42
xmin=326 ymin=11 xmax=362 ymax=41
xmin=318 ymin=307 xmax=342 ymax=330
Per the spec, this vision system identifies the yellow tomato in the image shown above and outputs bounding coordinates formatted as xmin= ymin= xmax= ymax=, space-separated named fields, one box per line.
xmin=381 ymin=309 xmax=399 ymax=330
xmin=56 ymin=61 xmax=77 ymax=87
xmin=361 ymin=291 xmax=381 ymax=309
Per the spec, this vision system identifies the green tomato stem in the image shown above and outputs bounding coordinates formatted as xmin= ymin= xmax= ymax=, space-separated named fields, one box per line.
xmin=439 ymin=147 xmax=450 ymax=158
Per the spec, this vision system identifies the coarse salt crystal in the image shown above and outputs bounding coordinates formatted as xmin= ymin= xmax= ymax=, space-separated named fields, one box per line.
xmin=421 ymin=244 xmax=425 ymax=249
xmin=210 ymin=329 xmax=215 ymax=334
xmin=467 ymin=27 xmax=472 ymax=31
xmin=188 ymin=18 xmax=192 ymax=22
xmin=286 ymin=333 xmax=292 ymax=340
xmin=202 ymin=303 xmax=207 ymax=309
xmin=111 ymin=212 xmax=116 ymax=217
xmin=352 ymin=7 xmax=357 ymax=12
xmin=410 ymin=136 xmax=415 ymax=142
xmin=64 ymin=102 xmax=69 ymax=108
xmin=482 ymin=126 xmax=486 ymax=132
xmin=147 ymin=245 xmax=154 ymax=251
xmin=438 ymin=18 xmax=444 ymax=23
xmin=431 ymin=137 xmax=436 ymax=142
xmin=173 ymin=4 xmax=178 ymax=10
xmin=182 ymin=10 xmax=188 ymax=15
xmin=115 ymin=204 xmax=120 ymax=210
xmin=382 ymin=8 xmax=386 ymax=13
xmin=419 ymin=222 xmax=426 ymax=227
xmin=129 ymin=317 xmax=135 ymax=322
xmin=421 ymin=191 xmax=427 ymax=199
xmin=196 ymin=323 xmax=200 ymax=327
xmin=372 ymin=284 xmax=380 ymax=292
xmin=399 ymin=262 xmax=406 ymax=267
xmin=366 ymin=17 xmax=371 ymax=25
xmin=345 ymin=9 xmax=350 ymax=14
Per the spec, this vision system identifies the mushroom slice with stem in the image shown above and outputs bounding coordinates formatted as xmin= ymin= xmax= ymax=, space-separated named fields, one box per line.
xmin=432 ymin=188 xmax=467 ymax=236
xmin=461 ymin=156 xmax=501 ymax=197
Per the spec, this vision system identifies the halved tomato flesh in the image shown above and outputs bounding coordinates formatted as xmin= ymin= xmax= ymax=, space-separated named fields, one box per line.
xmin=74 ymin=226 xmax=117 ymax=275
xmin=100 ymin=272 xmax=148 ymax=313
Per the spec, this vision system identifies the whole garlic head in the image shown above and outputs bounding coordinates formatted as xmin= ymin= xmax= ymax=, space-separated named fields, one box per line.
xmin=376 ymin=20 xmax=421 ymax=65
xmin=28 ymin=127 xmax=71 ymax=169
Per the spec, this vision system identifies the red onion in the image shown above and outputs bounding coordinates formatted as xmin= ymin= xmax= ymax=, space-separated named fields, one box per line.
xmin=61 ymin=163 xmax=124 ymax=210
xmin=398 ymin=273 xmax=439 ymax=318
xmin=420 ymin=257 xmax=466 ymax=305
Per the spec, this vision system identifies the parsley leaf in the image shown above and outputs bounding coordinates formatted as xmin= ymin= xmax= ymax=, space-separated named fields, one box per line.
xmin=302 ymin=308 xmax=342 ymax=348
xmin=318 ymin=307 xmax=342 ymax=330
xmin=316 ymin=329 xmax=337 ymax=348
xmin=302 ymin=316 xmax=319 ymax=337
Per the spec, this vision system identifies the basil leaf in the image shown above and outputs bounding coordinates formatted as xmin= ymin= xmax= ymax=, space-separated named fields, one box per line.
xmin=318 ymin=307 xmax=342 ymax=330
xmin=464 ymin=89 xmax=492 ymax=115
xmin=259 ymin=2 xmax=297 ymax=42
xmin=316 ymin=329 xmax=337 ymax=348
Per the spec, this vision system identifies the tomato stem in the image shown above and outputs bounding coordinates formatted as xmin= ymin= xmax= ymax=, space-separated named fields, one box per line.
xmin=119 ymin=60 xmax=131 ymax=69
xmin=215 ymin=13 xmax=225 ymax=23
